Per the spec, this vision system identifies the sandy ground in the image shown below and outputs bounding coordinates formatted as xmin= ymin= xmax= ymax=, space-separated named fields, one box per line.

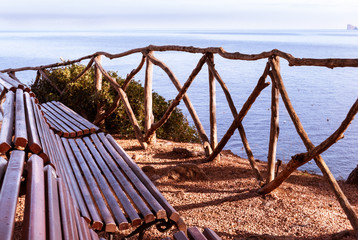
xmin=13 ymin=137 xmax=358 ymax=239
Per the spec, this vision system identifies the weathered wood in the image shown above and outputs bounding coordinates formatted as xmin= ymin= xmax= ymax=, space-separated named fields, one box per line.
xmin=145 ymin=53 xmax=212 ymax=156
xmin=76 ymin=138 xmax=129 ymax=230
xmin=23 ymin=154 xmax=46 ymax=240
xmin=14 ymin=88 xmax=28 ymax=149
xmin=55 ymin=134 xmax=91 ymax=224
xmin=0 ymin=91 xmax=15 ymax=153
xmin=94 ymin=55 xmax=104 ymax=125
xmin=38 ymin=69 xmax=62 ymax=94
xmin=93 ymin=93 xmax=121 ymax=125
xmin=188 ymin=227 xmax=208 ymax=240
xmin=24 ymin=92 xmax=42 ymax=153
xmin=90 ymin=134 xmax=153 ymax=224
xmin=144 ymin=54 xmax=208 ymax=142
xmin=61 ymin=138 xmax=103 ymax=230
xmin=144 ymin=50 xmax=156 ymax=144
xmin=104 ymin=133 xmax=180 ymax=222
xmin=53 ymin=101 xmax=99 ymax=133
xmin=174 ymin=231 xmax=188 ymax=240
xmin=45 ymin=102 xmax=88 ymax=135
xmin=0 ymin=88 xmax=7 ymax=116
xmin=266 ymin=72 xmax=279 ymax=183
xmin=92 ymin=59 xmax=146 ymax=148
xmin=206 ymin=58 xmax=266 ymax=182
xmin=0 ymin=150 xmax=25 ymax=240
xmin=261 ymin=56 xmax=358 ymax=237
xmin=208 ymin=53 xmax=219 ymax=162
xmin=41 ymin=104 xmax=77 ymax=137
xmin=99 ymin=133 xmax=166 ymax=219
xmin=0 ymin=157 xmax=7 ymax=185
xmin=122 ymin=55 xmax=146 ymax=91
xmin=206 ymin=73 xmax=270 ymax=162
xmin=68 ymin=138 xmax=118 ymax=232
xmin=203 ymin=228 xmax=222 ymax=240
xmin=44 ymin=165 xmax=63 ymax=240
xmin=0 ymin=72 xmax=16 ymax=91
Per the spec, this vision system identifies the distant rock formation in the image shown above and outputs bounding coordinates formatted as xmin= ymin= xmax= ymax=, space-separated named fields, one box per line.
xmin=347 ymin=24 xmax=358 ymax=30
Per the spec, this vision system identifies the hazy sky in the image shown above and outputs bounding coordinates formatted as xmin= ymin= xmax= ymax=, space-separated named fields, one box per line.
xmin=1 ymin=0 xmax=357 ymax=31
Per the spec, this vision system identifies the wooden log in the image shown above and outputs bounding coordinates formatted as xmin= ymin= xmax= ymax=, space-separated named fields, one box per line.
xmin=144 ymin=54 xmax=208 ymax=142
xmin=145 ymin=53 xmax=212 ymax=156
xmin=266 ymin=72 xmax=279 ymax=183
xmin=31 ymin=97 xmax=50 ymax=162
xmin=92 ymin=59 xmax=146 ymax=148
xmin=261 ymin=56 xmax=358 ymax=238
xmin=206 ymin=73 xmax=270 ymax=162
xmin=122 ymin=55 xmax=146 ymax=91
xmin=94 ymin=55 xmax=104 ymax=125
xmin=0 ymin=157 xmax=7 ymax=185
xmin=144 ymin=50 xmax=156 ymax=144
xmin=188 ymin=227 xmax=207 ymax=240
xmin=68 ymin=138 xmax=118 ymax=232
xmin=0 ymin=151 xmax=25 ymax=240
xmin=76 ymin=138 xmax=130 ymax=230
xmin=93 ymin=93 xmax=121 ymax=126
xmin=104 ymin=133 xmax=179 ymax=222
xmin=99 ymin=133 xmax=167 ymax=219
xmin=61 ymin=138 xmax=103 ymax=230
xmin=24 ymin=92 xmax=42 ymax=153
xmin=57 ymin=178 xmax=78 ymax=240
xmin=42 ymin=103 xmax=82 ymax=137
xmin=23 ymin=154 xmax=46 ymax=240
xmin=0 ymin=72 xmax=16 ymax=91
xmin=45 ymin=102 xmax=88 ymax=135
xmin=14 ymin=88 xmax=28 ymax=149
xmin=41 ymin=104 xmax=77 ymax=137
xmin=0 ymin=91 xmax=15 ymax=153
xmin=203 ymin=228 xmax=222 ymax=240
xmin=206 ymin=57 xmax=266 ymax=181
xmin=174 ymin=231 xmax=189 ymax=240
xmin=53 ymin=101 xmax=99 ymax=133
xmin=208 ymin=53 xmax=219 ymax=162
xmin=90 ymin=133 xmax=154 ymax=223
xmin=0 ymin=88 xmax=7 ymax=116
xmin=44 ymin=165 xmax=63 ymax=240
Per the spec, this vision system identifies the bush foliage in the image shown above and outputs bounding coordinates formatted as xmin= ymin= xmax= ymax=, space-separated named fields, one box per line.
xmin=31 ymin=64 xmax=200 ymax=143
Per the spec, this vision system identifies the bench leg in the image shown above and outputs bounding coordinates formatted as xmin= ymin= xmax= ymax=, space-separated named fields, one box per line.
xmin=123 ymin=219 xmax=175 ymax=240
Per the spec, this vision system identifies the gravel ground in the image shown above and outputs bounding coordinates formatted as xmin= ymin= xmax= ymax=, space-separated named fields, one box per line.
xmin=13 ymin=137 xmax=358 ymax=239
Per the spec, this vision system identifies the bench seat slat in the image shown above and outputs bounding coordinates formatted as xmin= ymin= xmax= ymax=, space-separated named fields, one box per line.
xmin=83 ymin=136 xmax=142 ymax=227
xmin=0 ymin=157 xmax=7 ymax=185
xmin=0 ymin=72 xmax=17 ymax=91
xmin=188 ymin=227 xmax=208 ymax=240
xmin=74 ymin=138 xmax=128 ymax=231
xmin=174 ymin=231 xmax=189 ymax=240
xmin=203 ymin=228 xmax=222 ymax=240
xmin=104 ymin=133 xmax=179 ymax=221
xmin=41 ymin=105 xmax=76 ymax=137
xmin=14 ymin=89 xmax=28 ymax=149
xmin=0 ymin=72 xmax=25 ymax=90
xmin=99 ymin=133 xmax=166 ymax=219
xmin=68 ymin=138 xmax=118 ymax=232
xmin=0 ymin=150 xmax=25 ymax=240
xmin=61 ymin=138 xmax=103 ymax=230
xmin=24 ymin=92 xmax=42 ymax=153
xmin=90 ymin=134 xmax=155 ymax=223
xmin=23 ymin=154 xmax=46 ymax=240
xmin=57 ymin=178 xmax=79 ymax=240
xmin=55 ymin=135 xmax=91 ymax=224
xmin=0 ymin=91 xmax=15 ymax=153
xmin=45 ymin=165 xmax=63 ymax=240
xmin=45 ymin=102 xmax=88 ymax=135
xmin=53 ymin=101 xmax=99 ymax=133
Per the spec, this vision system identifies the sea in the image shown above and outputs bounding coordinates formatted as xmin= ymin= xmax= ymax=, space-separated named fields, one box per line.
xmin=0 ymin=29 xmax=357 ymax=179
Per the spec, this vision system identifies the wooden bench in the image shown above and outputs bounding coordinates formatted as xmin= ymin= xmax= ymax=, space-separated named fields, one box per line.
xmin=0 ymin=82 xmax=185 ymax=239
xmin=162 ymin=227 xmax=221 ymax=240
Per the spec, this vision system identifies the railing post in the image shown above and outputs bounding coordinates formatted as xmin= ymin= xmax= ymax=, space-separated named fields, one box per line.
xmin=144 ymin=51 xmax=156 ymax=144
xmin=208 ymin=53 xmax=219 ymax=161
xmin=94 ymin=55 xmax=104 ymax=125
xmin=267 ymin=67 xmax=279 ymax=183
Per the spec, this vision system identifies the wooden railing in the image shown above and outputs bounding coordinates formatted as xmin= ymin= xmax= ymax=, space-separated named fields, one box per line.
xmin=1 ymin=45 xmax=358 ymax=237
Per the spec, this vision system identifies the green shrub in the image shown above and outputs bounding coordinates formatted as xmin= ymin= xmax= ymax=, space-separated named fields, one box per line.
xmin=31 ymin=64 xmax=200 ymax=143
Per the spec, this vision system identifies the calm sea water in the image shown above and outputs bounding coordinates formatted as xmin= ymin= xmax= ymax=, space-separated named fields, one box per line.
xmin=0 ymin=29 xmax=357 ymax=179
